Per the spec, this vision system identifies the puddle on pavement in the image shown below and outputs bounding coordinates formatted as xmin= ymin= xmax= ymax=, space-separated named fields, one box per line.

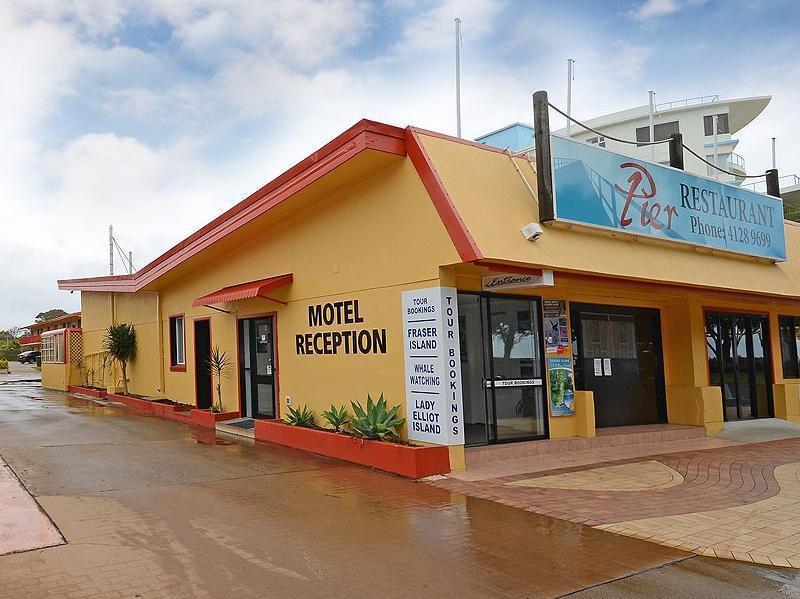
xmin=189 ymin=429 xmax=237 ymax=446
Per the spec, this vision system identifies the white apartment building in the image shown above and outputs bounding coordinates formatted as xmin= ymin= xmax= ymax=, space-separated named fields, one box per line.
xmin=477 ymin=94 xmax=800 ymax=206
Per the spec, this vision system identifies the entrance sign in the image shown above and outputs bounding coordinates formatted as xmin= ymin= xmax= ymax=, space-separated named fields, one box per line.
xmin=482 ymin=271 xmax=554 ymax=291
xmin=401 ymin=287 xmax=465 ymax=445
xmin=550 ymin=135 xmax=786 ymax=261
xmin=547 ymin=357 xmax=575 ymax=416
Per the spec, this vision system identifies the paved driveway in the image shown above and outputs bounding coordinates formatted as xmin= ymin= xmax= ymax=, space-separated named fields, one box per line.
xmin=1 ymin=382 xmax=799 ymax=598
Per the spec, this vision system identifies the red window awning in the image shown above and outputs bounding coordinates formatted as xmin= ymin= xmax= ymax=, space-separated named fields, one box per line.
xmin=192 ymin=274 xmax=293 ymax=307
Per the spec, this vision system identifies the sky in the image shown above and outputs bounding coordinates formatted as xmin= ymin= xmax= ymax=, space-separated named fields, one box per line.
xmin=2 ymin=0 xmax=799 ymax=329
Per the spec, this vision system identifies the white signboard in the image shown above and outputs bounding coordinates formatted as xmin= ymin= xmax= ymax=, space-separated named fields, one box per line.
xmin=401 ymin=286 xmax=465 ymax=446
xmin=482 ymin=271 xmax=554 ymax=291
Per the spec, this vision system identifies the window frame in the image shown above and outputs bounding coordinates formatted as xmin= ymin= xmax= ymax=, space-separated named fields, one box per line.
xmin=704 ymin=113 xmax=730 ymax=136
xmin=41 ymin=330 xmax=65 ymax=364
xmin=169 ymin=314 xmax=187 ymax=372
xmin=779 ymin=315 xmax=800 ymax=379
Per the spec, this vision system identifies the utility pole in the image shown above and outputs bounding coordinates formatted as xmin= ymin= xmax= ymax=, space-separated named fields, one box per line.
xmin=109 ymin=225 xmax=114 ymax=276
xmin=566 ymin=59 xmax=575 ymax=137
xmin=455 ymin=17 xmax=462 ymax=138
xmin=648 ymin=91 xmax=655 ymax=161
xmin=772 ymin=137 xmax=777 ymax=170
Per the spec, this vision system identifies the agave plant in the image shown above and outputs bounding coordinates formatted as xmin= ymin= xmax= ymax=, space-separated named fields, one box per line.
xmin=207 ymin=346 xmax=231 ymax=413
xmin=285 ymin=404 xmax=315 ymax=427
xmin=103 ymin=323 xmax=137 ymax=395
xmin=322 ymin=404 xmax=350 ymax=433
xmin=350 ymin=394 xmax=405 ymax=441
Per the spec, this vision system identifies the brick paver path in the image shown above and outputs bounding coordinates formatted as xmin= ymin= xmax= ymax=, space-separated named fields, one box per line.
xmin=429 ymin=438 xmax=800 ymax=568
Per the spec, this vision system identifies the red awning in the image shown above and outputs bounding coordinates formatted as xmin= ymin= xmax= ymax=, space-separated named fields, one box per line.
xmin=192 ymin=274 xmax=293 ymax=307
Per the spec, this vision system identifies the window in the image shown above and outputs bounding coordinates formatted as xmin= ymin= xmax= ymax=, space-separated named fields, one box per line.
xmin=704 ymin=113 xmax=730 ymax=136
xmin=41 ymin=332 xmax=65 ymax=364
xmin=635 ymin=121 xmax=680 ymax=146
xmin=586 ymin=136 xmax=606 ymax=147
xmin=779 ymin=316 xmax=800 ymax=378
xmin=169 ymin=315 xmax=185 ymax=369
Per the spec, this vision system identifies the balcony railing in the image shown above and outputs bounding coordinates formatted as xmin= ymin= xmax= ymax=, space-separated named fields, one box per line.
xmin=742 ymin=174 xmax=800 ymax=193
xmin=727 ymin=152 xmax=746 ymax=170
xmin=19 ymin=334 xmax=41 ymax=346
xmin=655 ymin=95 xmax=719 ymax=112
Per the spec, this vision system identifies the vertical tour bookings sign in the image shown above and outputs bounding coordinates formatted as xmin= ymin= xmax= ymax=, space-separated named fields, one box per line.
xmin=550 ymin=135 xmax=787 ymax=261
xmin=401 ymin=286 xmax=465 ymax=446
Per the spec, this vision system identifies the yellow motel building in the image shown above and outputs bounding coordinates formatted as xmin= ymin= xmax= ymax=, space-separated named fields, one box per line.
xmin=49 ymin=119 xmax=800 ymax=471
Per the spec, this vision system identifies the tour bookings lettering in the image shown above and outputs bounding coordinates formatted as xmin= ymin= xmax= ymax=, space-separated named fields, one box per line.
xmin=615 ymin=162 xmax=777 ymax=248
xmin=295 ymin=299 xmax=387 ymax=355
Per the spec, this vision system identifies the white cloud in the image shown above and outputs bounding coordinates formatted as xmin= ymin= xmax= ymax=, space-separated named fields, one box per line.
xmin=630 ymin=0 xmax=680 ymax=20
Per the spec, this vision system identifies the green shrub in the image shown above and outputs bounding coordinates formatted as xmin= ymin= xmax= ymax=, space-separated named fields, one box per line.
xmin=103 ymin=323 xmax=137 ymax=395
xmin=322 ymin=404 xmax=350 ymax=433
xmin=285 ymin=404 xmax=315 ymax=427
xmin=350 ymin=394 xmax=405 ymax=441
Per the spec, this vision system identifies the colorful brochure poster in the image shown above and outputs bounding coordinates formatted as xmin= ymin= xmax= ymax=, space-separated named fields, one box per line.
xmin=543 ymin=299 xmax=569 ymax=354
xmin=548 ymin=357 xmax=576 ymax=416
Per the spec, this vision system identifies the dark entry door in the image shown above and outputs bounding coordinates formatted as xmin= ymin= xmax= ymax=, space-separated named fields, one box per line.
xmin=239 ymin=317 xmax=276 ymax=418
xmin=458 ymin=293 xmax=547 ymax=446
xmin=194 ymin=319 xmax=213 ymax=409
xmin=572 ymin=304 xmax=666 ymax=428
xmin=705 ymin=312 xmax=773 ymax=420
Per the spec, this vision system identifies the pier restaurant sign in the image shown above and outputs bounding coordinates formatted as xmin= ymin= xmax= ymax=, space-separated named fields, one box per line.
xmin=549 ymin=135 xmax=786 ymax=261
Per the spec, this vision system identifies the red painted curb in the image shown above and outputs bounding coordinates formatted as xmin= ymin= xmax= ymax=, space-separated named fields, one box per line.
xmin=68 ymin=385 xmax=107 ymax=399
xmin=253 ymin=420 xmax=450 ymax=479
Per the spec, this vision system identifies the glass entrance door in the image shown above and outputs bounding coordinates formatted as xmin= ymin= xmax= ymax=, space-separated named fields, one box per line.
xmin=458 ymin=293 xmax=547 ymax=446
xmin=572 ymin=304 xmax=667 ymax=428
xmin=706 ymin=312 xmax=773 ymax=420
xmin=239 ymin=317 xmax=276 ymax=419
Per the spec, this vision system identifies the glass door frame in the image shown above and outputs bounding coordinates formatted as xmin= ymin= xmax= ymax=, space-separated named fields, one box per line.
xmin=460 ymin=291 xmax=549 ymax=446
xmin=237 ymin=312 xmax=279 ymax=419
xmin=705 ymin=310 xmax=774 ymax=421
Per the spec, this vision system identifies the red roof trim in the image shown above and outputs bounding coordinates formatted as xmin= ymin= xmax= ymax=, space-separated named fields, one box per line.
xmin=58 ymin=120 xmax=406 ymax=293
xmin=192 ymin=274 xmax=293 ymax=307
xmin=405 ymin=127 xmax=482 ymax=262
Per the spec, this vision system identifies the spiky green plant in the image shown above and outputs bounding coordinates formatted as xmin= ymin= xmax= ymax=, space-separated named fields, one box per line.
xmin=285 ymin=404 xmax=315 ymax=427
xmin=207 ymin=346 xmax=231 ymax=413
xmin=350 ymin=394 xmax=405 ymax=441
xmin=103 ymin=324 xmax=137 ymax=395
xmin=322 ymin=404 xmax=350 ymax=433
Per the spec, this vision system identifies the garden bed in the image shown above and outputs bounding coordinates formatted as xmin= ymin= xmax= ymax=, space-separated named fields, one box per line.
xmin=107 ymin=393 xmax=238 ymax=428
xmin=253 ymin=420 xmax=450 ymax=479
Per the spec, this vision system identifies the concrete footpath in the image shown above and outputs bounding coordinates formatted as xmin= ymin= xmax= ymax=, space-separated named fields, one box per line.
xmin=1 ymin=381 xmax=799 ymax=598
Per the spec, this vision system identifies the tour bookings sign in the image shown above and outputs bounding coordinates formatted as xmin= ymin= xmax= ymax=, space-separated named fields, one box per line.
xmin=401 ymin=287 xmax=465 ymax=446
xmin=549 ymin=136 xmax=786 ymax=261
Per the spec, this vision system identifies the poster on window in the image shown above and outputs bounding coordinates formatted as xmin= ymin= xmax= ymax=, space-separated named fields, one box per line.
xmin=548 ymin=357 xmax=576 ymax=416
xmin=543 ymin=299 xmax=569 ymax=354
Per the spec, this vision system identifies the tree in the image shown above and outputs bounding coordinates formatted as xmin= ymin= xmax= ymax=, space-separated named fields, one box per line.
xmin=35 ymin=309 xmax=68 ymax=323
xmin=103 ymin=324 xmax=137 ymax=395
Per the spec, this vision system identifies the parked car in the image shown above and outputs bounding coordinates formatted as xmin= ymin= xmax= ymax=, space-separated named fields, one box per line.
xmin=18 ymin=350 xmax=40 ymax=364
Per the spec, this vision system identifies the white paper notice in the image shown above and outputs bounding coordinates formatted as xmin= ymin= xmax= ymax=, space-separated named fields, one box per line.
xmin=593 ymin=358 xmax=602 ymax=376
xmin=603 ymin=358 xmax=612 ymax=376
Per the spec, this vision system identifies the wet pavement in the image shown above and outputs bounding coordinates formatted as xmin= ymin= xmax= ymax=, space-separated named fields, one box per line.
xmin=1 ymin=382 xmax=799 ymax=598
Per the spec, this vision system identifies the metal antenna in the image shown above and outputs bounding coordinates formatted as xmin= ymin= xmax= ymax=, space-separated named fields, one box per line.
xmin=109 ymin=225 xmax=114 ymax=275
xmin=566 ymin=59 xmax=574 ymax=137
xmin=455 ymin=17 xmax=462 ymax=138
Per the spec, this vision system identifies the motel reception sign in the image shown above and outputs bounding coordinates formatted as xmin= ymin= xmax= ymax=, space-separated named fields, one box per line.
xmin=548 ymin=136 xmax=786 ymax=261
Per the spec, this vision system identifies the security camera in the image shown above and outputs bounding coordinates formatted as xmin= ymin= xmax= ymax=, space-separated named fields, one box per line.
xmin=521 ymin=222 xmax=544 ymax=241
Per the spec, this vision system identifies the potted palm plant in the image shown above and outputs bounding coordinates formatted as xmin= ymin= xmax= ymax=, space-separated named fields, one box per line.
xmin=207 ymin=346 xmax=231 ymax=413
xmin=103 ymin=323 xmax=136 ymax=395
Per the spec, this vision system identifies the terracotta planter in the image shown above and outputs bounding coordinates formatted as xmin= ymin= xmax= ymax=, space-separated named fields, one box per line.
xmin=253 ymin=420 xmax=450 ymax=479
xmin=190 ymin=409 xmax=240 ymax=428
xmin=68 ymin=385 xmax=107 ymax=399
